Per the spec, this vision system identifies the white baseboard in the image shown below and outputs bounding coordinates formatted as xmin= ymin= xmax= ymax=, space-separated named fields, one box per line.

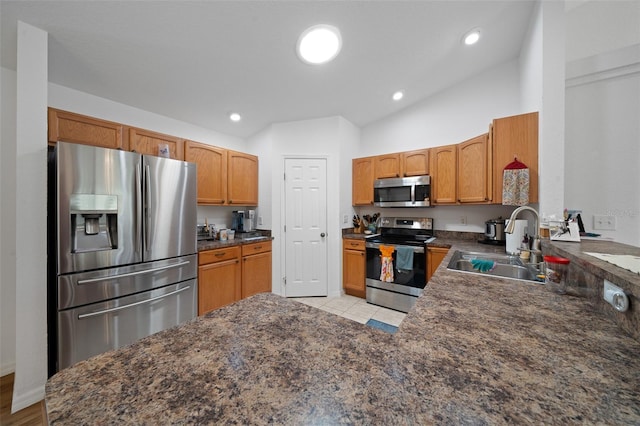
xmin=10 ymin=384 xmax=45 ymax=414
xmin=1 ymin=361 xmax=16 ymax=377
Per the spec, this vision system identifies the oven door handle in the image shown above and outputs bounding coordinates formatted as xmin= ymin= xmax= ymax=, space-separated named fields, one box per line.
xmin=365 ymin=243 xmax=424 ymax=254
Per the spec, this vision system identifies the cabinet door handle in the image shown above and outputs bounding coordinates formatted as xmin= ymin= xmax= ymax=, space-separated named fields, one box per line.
xmin=254 ymin=245 xmax=262 ymax=250
xmin=215 ymin=252 xmax=226 ymax=257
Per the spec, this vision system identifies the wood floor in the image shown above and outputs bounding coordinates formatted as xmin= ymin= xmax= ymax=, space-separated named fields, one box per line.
xmin=0 ymin=374 xmax=45 ymax=426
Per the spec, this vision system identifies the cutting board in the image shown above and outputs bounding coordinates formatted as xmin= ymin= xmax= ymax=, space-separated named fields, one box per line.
xmin=584 ymin=252 xmax=640 ymax=275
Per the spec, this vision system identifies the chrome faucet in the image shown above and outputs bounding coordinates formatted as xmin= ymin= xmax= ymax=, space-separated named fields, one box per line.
xmin=505 ymin=206 xmax=542 ymax=264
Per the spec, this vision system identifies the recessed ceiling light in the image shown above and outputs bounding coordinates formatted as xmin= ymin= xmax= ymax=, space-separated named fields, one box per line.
xmin=463 ymin=29 xmax=481 ymax=46
xmin=297 ymin=24 xmax=342 ymax=65
xmin=229 ymin=113 xmax=241 ymax=122
xmin=392 ymin=91 xmax=404 ymax=101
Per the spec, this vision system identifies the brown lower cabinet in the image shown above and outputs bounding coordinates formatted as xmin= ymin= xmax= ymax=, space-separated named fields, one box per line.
xmin=198 ymin=246 xmax=241 ymax=315
xmin=427 ymin=246 xmax=449 ymax=282
xmin=198 ymin=241 xmax=272 ymax=316
xmin=241 ymin=241 xmax=272 ymax=298
xmin=343 ymin=238 xmax=366 ymax=298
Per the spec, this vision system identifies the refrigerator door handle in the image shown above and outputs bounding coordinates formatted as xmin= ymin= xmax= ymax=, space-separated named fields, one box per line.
xmin=77 ymin=285 xmax=191 ymax=319
xmin=76 ymin=260 xmax=191 ymax=285
xmin=135 ymin=162 xmax=142 ymax=255
xmin=144 ymin=164 xmax=151 ymax=252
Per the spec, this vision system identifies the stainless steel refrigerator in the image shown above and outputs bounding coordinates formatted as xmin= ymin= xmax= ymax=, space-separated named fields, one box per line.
xmin=49 ymin=142 xmax=197 ymax=373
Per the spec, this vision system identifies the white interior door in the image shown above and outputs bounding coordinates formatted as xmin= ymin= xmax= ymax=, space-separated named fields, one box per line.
xmin=284 ymin=158 xmax=328 ymax=297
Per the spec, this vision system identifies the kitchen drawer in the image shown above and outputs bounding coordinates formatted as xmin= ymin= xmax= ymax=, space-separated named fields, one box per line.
xmin=241 ymin=240 xmax=272 ymax=256
xmin=199 ymin=246 xmax=241 ymax=265
xmin=343 ymin=239 xmax=365 ymax=251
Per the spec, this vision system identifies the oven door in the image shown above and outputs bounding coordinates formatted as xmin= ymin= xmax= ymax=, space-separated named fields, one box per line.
xmin=365 ymin=243 xmax=426 ymax=296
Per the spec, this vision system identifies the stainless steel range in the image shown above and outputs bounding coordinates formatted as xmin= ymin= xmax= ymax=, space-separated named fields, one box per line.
xmin=365 ymin=217 xmax=435 ymax=313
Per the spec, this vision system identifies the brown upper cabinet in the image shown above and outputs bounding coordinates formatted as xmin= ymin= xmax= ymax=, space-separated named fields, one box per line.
xmin=457 ymin=133 xmax=492 ymax=204
xmin=185 ymin=144 xmax=258 ymax=206
xmin=48 ymin=108 xmax=127 ymax=150
xmin=352 ymin=157 xmax=375 ymax=206
xmin=374 ymin=150 xmax=430 ymax=179
xmin=184 ymin=140 xmax=228 ymax=205
xmin=351 ymin=112 xmax=537 ymax=207
xmin=374 ymin=153 xmax=402 ymax=179
xmin=401 ymin=149 xmax=430 ymax=177
xmin=430 ymin=144 xmax=457 ymax=205
xmin=227 ymin=150 xmax=259 ymax=206
xmin=491 ymin=112 xmax=539 ymax=204
xmin=129 ymin=127 xmax=184 ymax=160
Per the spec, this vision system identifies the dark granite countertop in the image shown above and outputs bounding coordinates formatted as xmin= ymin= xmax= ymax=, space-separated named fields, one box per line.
xmin=197 ymin=235 xmax=272 ymax=251
xmin=45 ymin=238 xmax=640 ymax=424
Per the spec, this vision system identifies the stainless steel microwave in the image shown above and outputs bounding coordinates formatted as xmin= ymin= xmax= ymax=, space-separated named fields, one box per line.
xmin=374 ymin=175 xmax=431 ymax=207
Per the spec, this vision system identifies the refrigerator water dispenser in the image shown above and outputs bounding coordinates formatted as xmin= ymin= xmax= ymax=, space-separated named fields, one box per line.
xmin=70 ymin=194 xmax=118 ymax=253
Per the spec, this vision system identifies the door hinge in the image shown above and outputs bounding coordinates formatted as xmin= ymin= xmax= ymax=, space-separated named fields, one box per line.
xmin=283 ymin=277 xmax=286 ymax=285
xmin=284 ymin=172 xmax=286 ymax=181
xmin=284 ymin=225 xmax=286 ymax=232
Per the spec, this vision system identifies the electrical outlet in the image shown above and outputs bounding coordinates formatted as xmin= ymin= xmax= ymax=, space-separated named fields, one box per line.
xmin=593 ymin=215 xmax=616 ymax=230
xmin=258 ymin=216 xmax=263 ymax=226
xmin=603 ymin=279 xmax=629 ymax=312
xmin=343 ymin=214 xmax=349 ymax=224
xmin=459 ymin=215 xmax=467 ymax=225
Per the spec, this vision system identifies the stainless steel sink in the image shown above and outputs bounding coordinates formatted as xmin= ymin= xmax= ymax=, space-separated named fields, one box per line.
xmin=446 ymin=250 xmax=543 ymax=283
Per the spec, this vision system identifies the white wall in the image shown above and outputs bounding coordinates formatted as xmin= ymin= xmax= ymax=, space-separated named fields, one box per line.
xmin=519 ymin=1 xmax=543 ymax=119
xmin=564 ymin=0 xmax=640 ymax=246
xmin=338 ymin=117 xmax=361 ymax=229
xmin=247 ymin=125 xmax=275 ymax=230
xmin=566 ymin=0 xmax=640 ymax=62
xmin=519 ymin=0 xmax=566 ymax=224
xmin=359 ymin=59 xmax=523 ymax=231
xmin=248 ymin=116 xmax=357 ymax=298
xmin=49 ymin=83 xmax=246 ymax=152
xmin=12 ymin=21 xmax=48 ymax=413
xmin=361 ymin=60 xmax=521 ymax=153
xmin=0 ymin=68 xmax=18 ymax=377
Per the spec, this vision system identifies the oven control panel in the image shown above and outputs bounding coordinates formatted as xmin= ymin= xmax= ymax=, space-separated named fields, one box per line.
xmin=379 ymin=217 xmax=433 ymax=230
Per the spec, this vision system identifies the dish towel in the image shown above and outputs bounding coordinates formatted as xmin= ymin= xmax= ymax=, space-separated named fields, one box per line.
xmin=379 ymin=245 xmax=395 ymax=282
xmin=502 ymin=158 xmax=529 ymax=206
xmin=396 ymin=246 xmax=414 ymax=272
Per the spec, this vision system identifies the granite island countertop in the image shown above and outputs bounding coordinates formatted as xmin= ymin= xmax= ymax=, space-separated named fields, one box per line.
xmin=45 ymin=240 xmax=640 ymax=424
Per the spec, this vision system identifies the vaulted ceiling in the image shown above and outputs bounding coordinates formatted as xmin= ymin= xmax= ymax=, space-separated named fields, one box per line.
xmin=1 ymin=1 xmax=536 ymax=138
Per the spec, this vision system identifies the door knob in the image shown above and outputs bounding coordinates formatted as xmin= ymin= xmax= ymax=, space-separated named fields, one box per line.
xmin=320 ymin=233 xmax=326 ymax=238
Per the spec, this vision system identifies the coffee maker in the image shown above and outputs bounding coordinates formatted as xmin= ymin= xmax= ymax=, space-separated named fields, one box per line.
xmin=231 ymin=211 xmax=245 ymax=232
xmin=232 ymin=210 xmax=256 ymax=233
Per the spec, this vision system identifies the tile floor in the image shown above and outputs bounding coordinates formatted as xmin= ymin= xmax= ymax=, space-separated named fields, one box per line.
xmin=292 ymin=294 xmax=407 ymax=327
